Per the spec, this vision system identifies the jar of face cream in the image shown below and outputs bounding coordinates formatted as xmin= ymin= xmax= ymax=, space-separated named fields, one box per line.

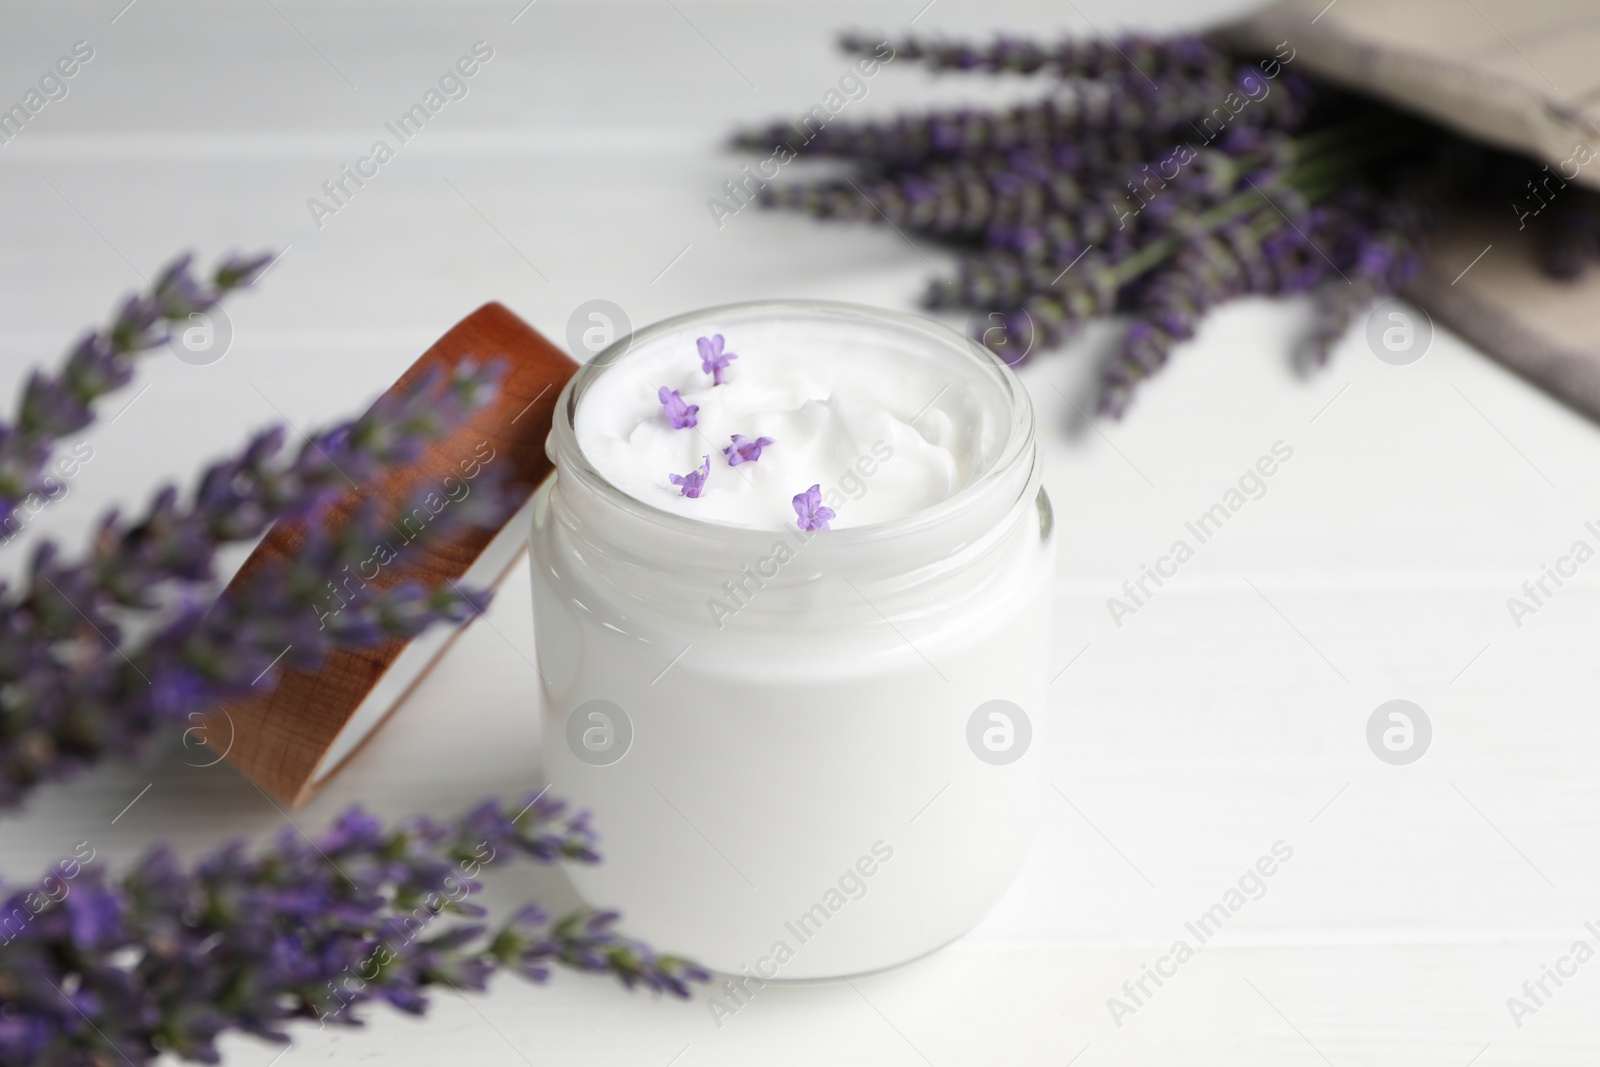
xmin=528 ymin=301 xmax=1053 ymax=979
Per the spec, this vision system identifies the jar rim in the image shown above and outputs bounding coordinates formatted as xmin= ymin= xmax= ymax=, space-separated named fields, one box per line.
xmin=548 ymin=299 xmax=1036 ymax=546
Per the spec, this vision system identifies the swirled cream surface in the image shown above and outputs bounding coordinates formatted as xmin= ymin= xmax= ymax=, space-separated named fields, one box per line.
xmin=574 ymin=317 xmax=997 ymax=530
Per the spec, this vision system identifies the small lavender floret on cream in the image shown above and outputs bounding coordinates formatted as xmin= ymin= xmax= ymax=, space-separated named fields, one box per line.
xmin=697 ymin=333 xmax=738 ymax=385
xmin=792 ymin=483 xmax=835 ymax=531
xmin=656 ymin=387 xmax=698 ymax=429
xmin=670 ymin=455 xmax=710 ymax=498
xmin=723 ymin=434 xmax=773 ymax=466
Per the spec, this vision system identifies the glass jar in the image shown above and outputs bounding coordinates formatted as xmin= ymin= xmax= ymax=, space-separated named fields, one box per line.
xmin=528 ymin=301 xmax=1053 ymax=979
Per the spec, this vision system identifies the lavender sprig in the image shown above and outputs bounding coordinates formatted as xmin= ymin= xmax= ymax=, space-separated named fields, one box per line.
xmin=738 ymin=32 xmax=1485 ymax=414
xmin=0 ymin=257 xmax=517 ymax=807
xmin=838 ymin=30 xmax=1232 ymax=81
xmin=737 ymin=46 xmax=1312 ymax=168
xmin=0 ymin=252 xmax=272 ymax=530
xmin=0 ymin=793 xmax=710 ymax=1066
xmin=0 ymin=417 xmax=511 ymax=805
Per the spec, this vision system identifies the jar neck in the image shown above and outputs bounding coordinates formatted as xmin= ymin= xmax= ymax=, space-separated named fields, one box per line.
xmin=543 ymin=444 xmax=1040 ymax=637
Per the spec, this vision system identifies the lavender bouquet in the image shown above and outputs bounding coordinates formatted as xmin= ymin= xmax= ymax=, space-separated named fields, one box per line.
xmin=0 ymin=795 xmax=706 ymax=1065
xmin=0 ymin=257 xmax=708 ymax=1065
xmin=737 ymin=32 xmax=1600 ymax=416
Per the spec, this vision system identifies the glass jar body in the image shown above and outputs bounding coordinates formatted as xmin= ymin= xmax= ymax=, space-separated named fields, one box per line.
xmin=528 ymin=301 xmax=1054 ymax=978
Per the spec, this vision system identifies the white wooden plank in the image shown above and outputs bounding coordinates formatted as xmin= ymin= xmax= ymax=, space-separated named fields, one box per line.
xmin=2 ymin=0 xmax=1599 ymax=1063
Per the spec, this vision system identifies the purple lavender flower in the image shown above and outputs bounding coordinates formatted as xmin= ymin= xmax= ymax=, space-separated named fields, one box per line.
xmin=696 ymin=334 xmax=738 ymax=384
xmin=722 ymin=434 xmax=773 ymax=466
xmin=669 ymin=456 xmax=711 ymax=498
xmin=792 ymin=484 xmax=835 ymax=531
xmin=0 ymin=257 xmax=518 ymax=811
xmin=736 ymin=33 xmax=1463 ymax=416
xmin=0 ymin=251 xmax=272 ymax=532
xmin=657 ymin=386 xmax=698 ymax=429
xmin=0 ymin=794 xmax=710 ymax=1066
xmin=0 ymin=256 xmax=711 ymax=1066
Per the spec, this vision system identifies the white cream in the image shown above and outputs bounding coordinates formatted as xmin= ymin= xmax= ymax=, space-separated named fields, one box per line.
xmin=574 ymin=318 xmax=994 ymax=529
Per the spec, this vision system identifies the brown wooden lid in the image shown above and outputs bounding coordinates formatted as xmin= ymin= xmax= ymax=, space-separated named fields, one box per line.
xmin=205 ymin=303 xmax=578 ymax=807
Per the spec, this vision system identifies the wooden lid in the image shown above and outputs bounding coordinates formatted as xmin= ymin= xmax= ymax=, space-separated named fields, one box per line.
xmin=206 ymin=303 xmax=578 ymax=807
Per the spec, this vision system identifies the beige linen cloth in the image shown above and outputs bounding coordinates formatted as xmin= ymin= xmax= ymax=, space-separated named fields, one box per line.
xmin=1223 ymin=0 xmax=1600 ymax=416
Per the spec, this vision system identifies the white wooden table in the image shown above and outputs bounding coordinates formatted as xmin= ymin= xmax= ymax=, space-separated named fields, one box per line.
xmin=3 ymin=1 xmax=1599 ymax=1063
